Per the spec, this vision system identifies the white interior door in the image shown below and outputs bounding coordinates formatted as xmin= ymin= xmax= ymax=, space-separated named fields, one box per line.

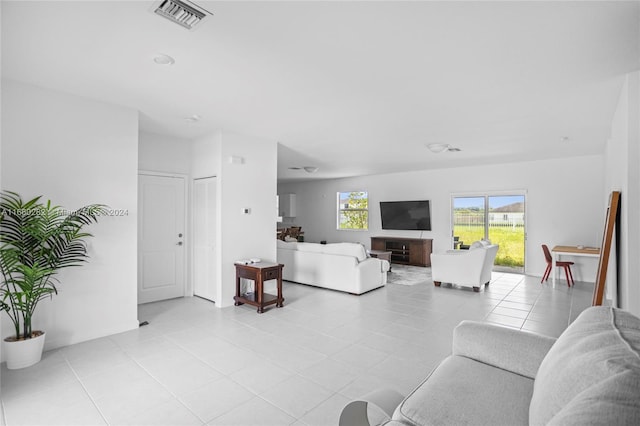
xmin=193 ymin=177 xmax=217 ymax=302
xmin=138 ymin=174 xmax=186 ymax=304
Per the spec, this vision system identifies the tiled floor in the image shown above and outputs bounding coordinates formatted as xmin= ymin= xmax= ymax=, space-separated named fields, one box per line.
xmin=1 ymin=272 xmax=594 ymax=426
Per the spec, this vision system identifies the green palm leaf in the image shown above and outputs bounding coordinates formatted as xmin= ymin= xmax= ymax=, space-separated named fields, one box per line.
xmin=0 ymin=191 xmax=107 ymax=339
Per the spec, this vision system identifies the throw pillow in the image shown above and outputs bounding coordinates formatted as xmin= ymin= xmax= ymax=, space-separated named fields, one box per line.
xmin=529 ymin=306 xmax=640 ymax=425
xmin=470 ymin=241 xmax=484 ymax=250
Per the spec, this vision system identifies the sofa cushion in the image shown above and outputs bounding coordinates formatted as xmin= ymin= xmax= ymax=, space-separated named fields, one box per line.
xmin=276 ymin=239 xmax=297 ymax=250
xmin=393 ymin=355 xmax=534 ymax=425
xmin=296 ymin=242 xmax=324 ymax=253
xmin=529 ymin=306 xmax=640 ymax=425
xmin=321 ymin=243 xmax=368 ymax=261
xmin=546 ymin=370 xmax=640 ymax=426
xmin=469 ymin=241 xmax=484 ymax=250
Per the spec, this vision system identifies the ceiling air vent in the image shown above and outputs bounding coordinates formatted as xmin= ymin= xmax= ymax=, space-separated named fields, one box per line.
xmin=153 ymin=0 xmax=212 ymax=30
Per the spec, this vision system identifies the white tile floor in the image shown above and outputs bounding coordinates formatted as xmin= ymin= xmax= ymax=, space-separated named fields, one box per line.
xmin=1 ymin=272 xmax=594 ymax=426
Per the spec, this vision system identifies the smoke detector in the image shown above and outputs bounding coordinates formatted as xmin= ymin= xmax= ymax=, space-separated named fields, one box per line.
xmin=152 ymin=0 xmax=212 ymax=30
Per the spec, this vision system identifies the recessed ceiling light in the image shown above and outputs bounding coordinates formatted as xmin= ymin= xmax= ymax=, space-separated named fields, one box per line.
xmin=153 ymin=54 xmax=175 ymax=65
xmin=288 ymin=166 xmax=319 ymax=173
xmin=426 ymin=143 xmax=450 ymax=153
xmin=426 ymin=143 xmax=461 ymax=153
xmin=184 ymin=114 xmax=201 ymax=123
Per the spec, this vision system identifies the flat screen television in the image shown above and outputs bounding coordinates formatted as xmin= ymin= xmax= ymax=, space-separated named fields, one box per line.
xmin=380 ymin=200 xmax=431 ymax=230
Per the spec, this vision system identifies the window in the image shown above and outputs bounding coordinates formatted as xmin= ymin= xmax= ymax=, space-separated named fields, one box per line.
xmin=337 ymin=191 xmax=368 ymax=230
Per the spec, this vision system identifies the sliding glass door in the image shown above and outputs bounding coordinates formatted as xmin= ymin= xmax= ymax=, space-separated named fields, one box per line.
xmin=452 ymin=194 xmax=526 ymax=272
xmin=488 ymin=195 xmax=525 ymax=271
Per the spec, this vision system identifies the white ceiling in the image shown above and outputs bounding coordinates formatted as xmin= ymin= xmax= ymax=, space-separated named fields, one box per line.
xmin=2 ymin=1 xmax=639 ymax=182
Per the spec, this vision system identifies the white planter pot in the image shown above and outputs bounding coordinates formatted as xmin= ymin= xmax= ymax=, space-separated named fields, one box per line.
xmin=3 ymin=331 xmax=46 ymax=369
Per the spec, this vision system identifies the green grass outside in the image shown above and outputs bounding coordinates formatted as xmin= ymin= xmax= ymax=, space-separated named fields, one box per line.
xmin=454 ymin=225 xmax=525 ymax=267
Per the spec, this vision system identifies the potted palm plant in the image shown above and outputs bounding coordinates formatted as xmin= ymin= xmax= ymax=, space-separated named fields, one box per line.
xmin=0 ymin=191 xmax=106 ymax=369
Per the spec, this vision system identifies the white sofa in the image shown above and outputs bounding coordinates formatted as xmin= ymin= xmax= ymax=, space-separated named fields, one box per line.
xmin=343 ymin=306 xmax=640 ymax=426
xmin=430 ymin=240 xmax=499 ymax=292
xmin=276 ymin=240 xmax=390 ymax=294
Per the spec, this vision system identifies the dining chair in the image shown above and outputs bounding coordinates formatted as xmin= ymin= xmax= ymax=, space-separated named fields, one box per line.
xmin=541 ymin=244 xmax=574 ymax=287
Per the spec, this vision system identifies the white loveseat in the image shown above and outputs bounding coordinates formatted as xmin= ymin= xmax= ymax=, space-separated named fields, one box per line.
xmin=430 ymin=240 xmax=499 ymax=292
xmin=276 ymin=240 xmax=390 ymax=294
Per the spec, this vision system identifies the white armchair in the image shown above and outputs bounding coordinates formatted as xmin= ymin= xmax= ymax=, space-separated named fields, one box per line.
xmin=430 ymin=241 xmax=499 ymax=292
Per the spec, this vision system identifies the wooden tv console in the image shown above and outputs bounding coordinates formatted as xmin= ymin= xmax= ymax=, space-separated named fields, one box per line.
xmin=371 ymin=237 xmax=432 ymax=267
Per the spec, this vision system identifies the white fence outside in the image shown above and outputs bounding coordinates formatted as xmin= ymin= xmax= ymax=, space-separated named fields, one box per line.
xmin=454 ymin=212 xmax=524 ymax=228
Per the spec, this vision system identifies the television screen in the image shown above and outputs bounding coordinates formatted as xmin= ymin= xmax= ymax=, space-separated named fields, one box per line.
xmin=380 ymin=200 xmax=431 ymax=230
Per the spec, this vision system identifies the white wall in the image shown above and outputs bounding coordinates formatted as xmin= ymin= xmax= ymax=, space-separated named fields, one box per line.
xmin=219 ymin=132 xmax=278 ymax=307
xmin=191 ymin=131 xmax=277 ymax=308
xmin=607 ymin=71 xmax=640 ymax=315
xmin=1 ymin=80 xmax=139 ymax=353
xmin=278 ymin=155 xmax=605 ymax=282
xmin=139 ymin=132 xmax=191 ymax=174
xmin=192 ymin=133 xmax=220 ymax=180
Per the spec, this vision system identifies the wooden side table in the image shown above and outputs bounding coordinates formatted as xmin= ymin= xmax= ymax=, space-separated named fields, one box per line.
xmin=234 ymin=262 xmax=284 ymax=313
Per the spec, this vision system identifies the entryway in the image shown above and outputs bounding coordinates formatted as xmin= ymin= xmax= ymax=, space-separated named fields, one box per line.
xmin=138 ymin=173 xmax=186 ymax=303
xmin=452 ymin=193 xmax=526 ymax=273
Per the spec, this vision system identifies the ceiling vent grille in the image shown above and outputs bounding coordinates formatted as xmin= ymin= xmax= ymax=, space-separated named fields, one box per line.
xmin=153 ymin=0 xmax=211 ymax=30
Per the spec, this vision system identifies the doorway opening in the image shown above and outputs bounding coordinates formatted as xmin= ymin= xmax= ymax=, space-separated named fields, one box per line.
xmin=452 ymin=193 xmax=526 ymax=273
